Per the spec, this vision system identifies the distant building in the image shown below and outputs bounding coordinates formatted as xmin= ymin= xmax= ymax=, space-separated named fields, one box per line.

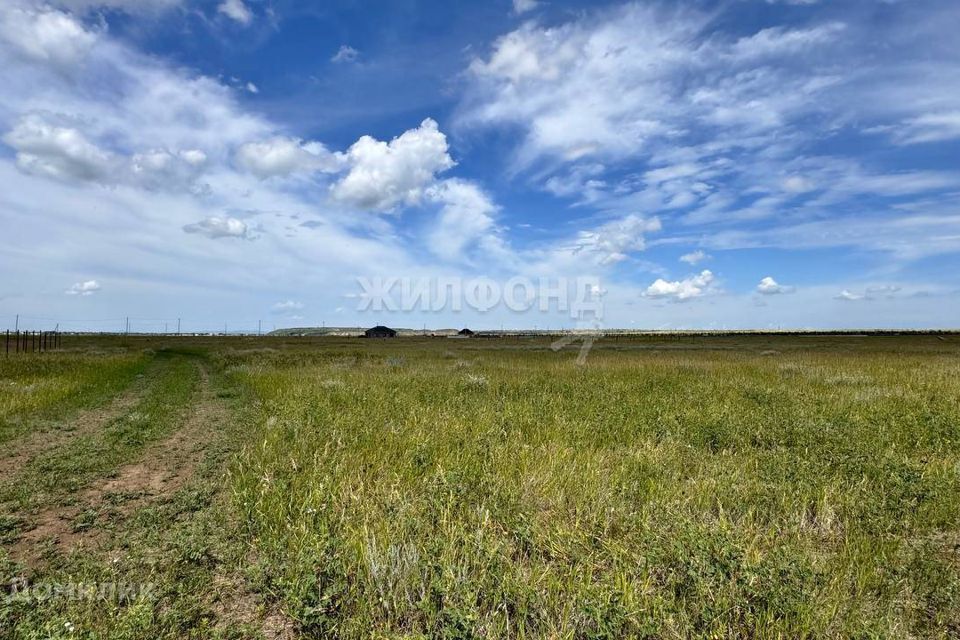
xmin=364 ymin=325 xmax=397 ymax=338
xmin=458 ymin=328 xmax=475 ymax=336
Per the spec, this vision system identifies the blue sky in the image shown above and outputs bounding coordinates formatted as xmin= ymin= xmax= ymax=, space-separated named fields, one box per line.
xmin=1 ymin=0 xmax=959 ymax=332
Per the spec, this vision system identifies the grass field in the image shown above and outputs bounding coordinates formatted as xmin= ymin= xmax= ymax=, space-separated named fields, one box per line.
xmin=1 ymin=335 xmax=959 ymax=638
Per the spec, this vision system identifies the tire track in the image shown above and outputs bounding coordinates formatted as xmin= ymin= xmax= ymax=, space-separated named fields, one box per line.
xmin=6 ymin=361 xmax=220 ymax=567
xmin=0 ymin=369 xmax=153 ymax=480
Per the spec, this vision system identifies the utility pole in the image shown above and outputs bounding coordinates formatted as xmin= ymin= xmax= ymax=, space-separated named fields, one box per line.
xmin=224 ymin=322 xmax=227 ymax=336
xmin=177 ymin=318 xmax=181 ymax=336
xmin=258 ymin=320 xmax=262 ymax=336
xmin=125 ymin=317 xmax=130 ymax=335
xmin=14 ymin=314 xmax=18 ymax=332
xmin=164 ymin=322 xmax=168 ymax=335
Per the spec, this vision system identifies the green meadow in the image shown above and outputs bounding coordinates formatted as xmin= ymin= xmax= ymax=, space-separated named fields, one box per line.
xmin=1 ymin=335 xmax=958 ymax=638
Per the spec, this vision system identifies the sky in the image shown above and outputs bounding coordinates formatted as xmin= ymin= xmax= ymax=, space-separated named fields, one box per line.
xmin=1 ymin=0 xmax=959 ymax=332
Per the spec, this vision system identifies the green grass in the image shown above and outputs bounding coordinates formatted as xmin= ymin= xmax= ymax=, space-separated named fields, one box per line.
xmin=0 ymin=350 xmax=149 ymax=446
xmin=226 ymin=340 xmax=960 ymax=638
xmin=1 ymin=336 xmax=959 ymax=638
xmin=0 ymin=355 xmax=254 ymax=639
xmin=0 ymin=351 xmax=198 ymax=537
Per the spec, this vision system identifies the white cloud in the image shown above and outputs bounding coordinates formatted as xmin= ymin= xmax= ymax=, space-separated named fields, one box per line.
xmin=331 ymin=118 xmax=455 ymax=212
xmin=3 ymin=112 xmax=115 ymax=182
xmin=179 ymin=149 xmax=207 ymax=166
xmin=4 ymin=113 xmax=212 ymax=191
xmin=458 ymin=2 xmax=960 ymax=272
xmin=573 ymin=214 xmax=661 ymax=265
xmin=835 ymin=289 xmax=866 ymax=301
xmin=756 ymin=276 xmax=794 ymax=295
xmin=866 ymin=284 xmax=902 ymax=298
xmin=462 ymin=5 xmax=842 ymax=167
xmin=218 ymin=0 xmax=252 ymax=25
xmin=644 ymin=270 xmax=716 ymax=301
xmin=246 ymin=82 xmax=259 ymax=94
xmin=782 ymin=175 xmax=815 ymax=193
xmin=512 ymin=0 xmax=538 ymax=15
xmin=0 ymin=6 xmax=433 ymax=333
xmin=182 ymin=216 xmax=249 ymax=239
xmin=887 ymin=112 xmax=960 ymax=145
xmin=52 ymin=0 xmax=183 ymax=13
xmin=130 ymin=148 xmax=209 ymax=192
xmin=331 ymin=45 xmax=359 ymax=63
xmin=425 ymin=178 xmax=500 ymax=261
xmin=236 ymin=137 xmax=339 ymax=179
xmin=66 ymin=280 xmax=100 ymax=296
xmin=833 ymin=285 xmax=903 ymax=302
xmin=271 ymin=300 xmax=304 ymax=313
xmin=679 ymin=249 xmax=710 ymax=265
xmin=0 ymin=5 xmax=98 ymax=71
xmin=728 ymin=23 xmax=845 ymax=61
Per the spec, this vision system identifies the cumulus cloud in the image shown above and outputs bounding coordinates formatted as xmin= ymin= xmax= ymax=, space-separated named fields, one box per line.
xmin=679 ymin=249 xmax=710 ymax=265
xmin=573 ymin=215 xmax=661 ymax=265
xmin=235 ymin=137 xmax=339 ymax=179
xmin=182 ymin=216 xmax=249 ymax=239
xmin=4 ymin=113 xmax=214 ymax=190
xmin=756 ymin=276 xmax=794 ymax=295
xmin=425 ymin=178 xmax=500 ymax=261
xmin=130 ymin=148 xmax=209 ymax=192
xmin=644 ymin=270 xmax=716 ymax=301
xmin=0 ymin=5 xmax=98 ymax=71
xmin=66 ymin=280 xmax=100 ymax=296
xmin=3 ymin=112 xmax=115 ymax=182
xmin=179 ymin=149 xmax=207 ymax=166
xmin=331 ymin=118 xmax=455 ymax=212
xmin=218 ymin=0 xmax=252 ymax=25
xmin=331 ymin=45 xmax=359 ymax=63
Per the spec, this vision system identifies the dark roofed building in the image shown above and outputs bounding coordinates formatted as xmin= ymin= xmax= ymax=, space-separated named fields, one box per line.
xmin=364 ymin=325 xmax=397 ymax=338
xmin=458 ymin=328 xmax=475 ymax=336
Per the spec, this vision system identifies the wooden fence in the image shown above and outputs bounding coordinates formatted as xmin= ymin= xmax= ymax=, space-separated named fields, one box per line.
xmin=4 ymin=330 xmax=61 ymax=355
